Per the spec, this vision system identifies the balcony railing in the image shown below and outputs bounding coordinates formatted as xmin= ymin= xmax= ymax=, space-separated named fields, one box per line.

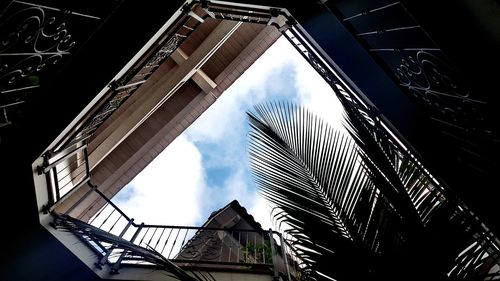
xmin=36 ymin=137 xmax=302 ymax=279
xmin=48 ymin=2 xmax=206 ymax=156
xmin=36 ymin=142 xmax=91 ymax=211
xmin=34 ymin=2 xmax=209 ymax=213
xmin=48 ymin=181 xmax=302 ymax=280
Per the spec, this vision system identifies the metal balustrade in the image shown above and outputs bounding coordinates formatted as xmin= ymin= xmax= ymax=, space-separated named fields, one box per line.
xmin=48 ymin=2 xmax=206 ymax=155
xmin=47 ymin=181 xmax=303 ymax=279
xmin=34 ymin=2 xmax=500 ymax=279
xmin=37 ymin=142 xmax=91 ymax=210
xmin=35 ymin=136 xmax=303 ymax=278
xmin=34 ymin=2 xmax=207 ymax=211
xmin=0 ymin=0 xmax=104 ymax=130
xmin=282 ymin=23 xmax=500 ymax=280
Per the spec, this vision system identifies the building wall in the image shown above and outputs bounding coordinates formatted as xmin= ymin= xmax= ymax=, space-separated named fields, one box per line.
xmin=55 ymin=19 xmax=281 ymax=220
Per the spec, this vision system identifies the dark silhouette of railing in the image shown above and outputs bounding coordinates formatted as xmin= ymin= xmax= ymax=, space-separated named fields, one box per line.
xmin=48 ymin=180 xmax=302 ymax=280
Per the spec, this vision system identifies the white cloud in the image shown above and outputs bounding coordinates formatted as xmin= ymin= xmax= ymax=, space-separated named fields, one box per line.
xmin=113 ymin=36 xmax=346 ymax=232
xmin=186 ymin=37 xmax=296 ymax=144
xmin=261 ymin=37 xmax=345 ymax=129
xmin=293 ymin=57 xmax=345 ymax=130
xmin=248 ymin=197 xmax=274 ymax=231
xmin=114 ymin=135 xmax=204 ymax=226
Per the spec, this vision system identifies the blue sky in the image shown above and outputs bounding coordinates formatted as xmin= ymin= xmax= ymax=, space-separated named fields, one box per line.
xmin=112 ymin=37 xmax=344 ymax=230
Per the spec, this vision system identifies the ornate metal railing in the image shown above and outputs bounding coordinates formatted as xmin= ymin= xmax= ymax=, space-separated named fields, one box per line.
xmin=34 ymin=3 xmax=209 ymax=211
xmin=323 ymin=1 xmax=498 ymax=214
xmin=330 ymin=1 xmax=491 ymax=141
xmin=47 ymin=0 xmax=291 ymax=155
xmin=282 ymin=22 xmax=500 ymax=280
xmin=49 ymin=179 xmax=302 ymax=279
xmin=48 ymin=2 xmax=207 ymax=155
xmin=0 ymin=0 xmax=105 ymax=130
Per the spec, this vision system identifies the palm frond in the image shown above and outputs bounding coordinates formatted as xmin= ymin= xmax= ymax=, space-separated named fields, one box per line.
xmin=247 ymin=102 xmax=406 ymax=280
xmin=247 ymin=100 xmax=500 ymax=280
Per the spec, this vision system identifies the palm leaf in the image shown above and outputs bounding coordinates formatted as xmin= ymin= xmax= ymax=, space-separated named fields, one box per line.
xmin=247 ymin=102 xmax=408 ymax=280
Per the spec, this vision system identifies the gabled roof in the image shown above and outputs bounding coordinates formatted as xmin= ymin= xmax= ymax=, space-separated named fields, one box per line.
xmin=202 ymin=200 xmax=264 ymax=231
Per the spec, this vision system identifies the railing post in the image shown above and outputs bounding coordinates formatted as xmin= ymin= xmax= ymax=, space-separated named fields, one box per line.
xmin=110 ymin=222 xmax=144 ymax=274
xmin=96 ymin=220 xmax=140 ymax=270
xmin=268 ymin=229 xmax=280 ymax=281
xmin=118 ymin=218 xmax=134 ymax=238
xmin=39 ymin=153 xmax=55 ymax=213
xmin=279 ymin=233 xmax=291 ymax=281
xmin=52 ymin=166 xmax=61 ymax=202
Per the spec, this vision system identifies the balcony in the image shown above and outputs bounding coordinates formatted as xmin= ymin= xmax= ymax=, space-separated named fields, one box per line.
xmin=43 ymin=178 xmax=302 ymax=280
xmin=22 ymin=1 xmax=500 ymax=280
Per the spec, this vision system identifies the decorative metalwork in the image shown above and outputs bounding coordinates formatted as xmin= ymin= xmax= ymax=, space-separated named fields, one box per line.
xmin=41 ymin=175 xmax=300 ymax=279
xmin=335 ymin=0 xmax=498 ymax=180
xmin=52 ymin=214 xmax=214 ymax=281
xmin=179 ymin=230 xmax=222 ymax=260
xmin=78 ymin=87 xmax=135 ymax=137
xmin=0 ymin=1 xmax=101 ymax=130
xmin=0 ymin=2 xmax=77 ymax=91
xmin=145 ymin=35 xmax=180 ymax=68
xmin=282 ymin=23 xmax=500 ymax=280
xmin=306 ymin=45 xmax=376 ymax=128
xmin=49 ymin=6 xmax=204 ymax=153
xmin=394 ymin=50 xmax=489 ymax=135
xmin=62 ymin=31 xmax=183 ymax=148
xmin=285 ymin=27 xmax=451 ymax=224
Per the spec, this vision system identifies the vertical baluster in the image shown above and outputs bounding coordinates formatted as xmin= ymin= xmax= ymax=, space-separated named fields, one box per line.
xmin=237 ymin=231 xmax=241 ymax=262
xmin=261 ymin=231 xmax=266 ymax=264
xmin=268 ymin=229 xmax=279 ymax=280
xmin=109 ymin=214 xmax=122 ymax=233
xmin=99 ymin=208 xmax=116 ymax=229
xmin=146 ymin=227 xmax=158 ymax=248
xmin=118 ymin=219 xmax=134 ymax=238
xmin=52 ymin=166 xmax=61 ymax=201
xmin=219 ymin=230 xmax=224 ymax=262
xmin=88 ymin=203 xmax=109 ymax=225
xmin=83 ymin=146 xmax=90 ymax=181
xmin=161 ymin=228 xmax=173 ymax=255
xmin=111 ymin=223 xmax=144 ymax=274
xmin=168 ymin=228 xmax=181 ymax=259
xmin=154 ymin=228 xmax=166 ymax=252
xmin=279 ymin=233 xmax=291 ymax=281
xmin=138 ymin=227 xmax=151 ymax=247
xmin=245 ymin=231 xmax=249 ymax=262
xmin=180 ymin=228 xmax=189 ymax=249
xmin=254 ymin=232 xmax=257 ymax=263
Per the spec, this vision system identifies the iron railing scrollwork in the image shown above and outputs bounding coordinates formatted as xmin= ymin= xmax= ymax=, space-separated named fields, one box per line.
xmin=327 ymin=0 xmax=497 ymax=181
xmin=145 ymin=34 xmax=181 ymax=68
xmin=0 ymin=0 xmax=102 ymax=129
xmin=394 ymin=50 xmax=489 ymax=136
xmin=282 ymin=22 xmax=500 ymax=279
xmin=74 ymin=87 xmax=136 ymax=146
xmin=49 ymin=3 xmax=206 ymax=155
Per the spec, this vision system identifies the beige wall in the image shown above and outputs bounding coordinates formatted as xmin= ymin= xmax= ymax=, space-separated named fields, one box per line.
xmin=55 ymin=21 xmax=281 ymax=220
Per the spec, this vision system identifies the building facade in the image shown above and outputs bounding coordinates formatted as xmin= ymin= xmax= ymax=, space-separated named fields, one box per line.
xmin=1 ymin=0 xmax=500 ymax=280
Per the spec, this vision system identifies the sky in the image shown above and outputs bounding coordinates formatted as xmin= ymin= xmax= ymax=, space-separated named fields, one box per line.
xmin=112 ymin=36 xmax=345 ymax=231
